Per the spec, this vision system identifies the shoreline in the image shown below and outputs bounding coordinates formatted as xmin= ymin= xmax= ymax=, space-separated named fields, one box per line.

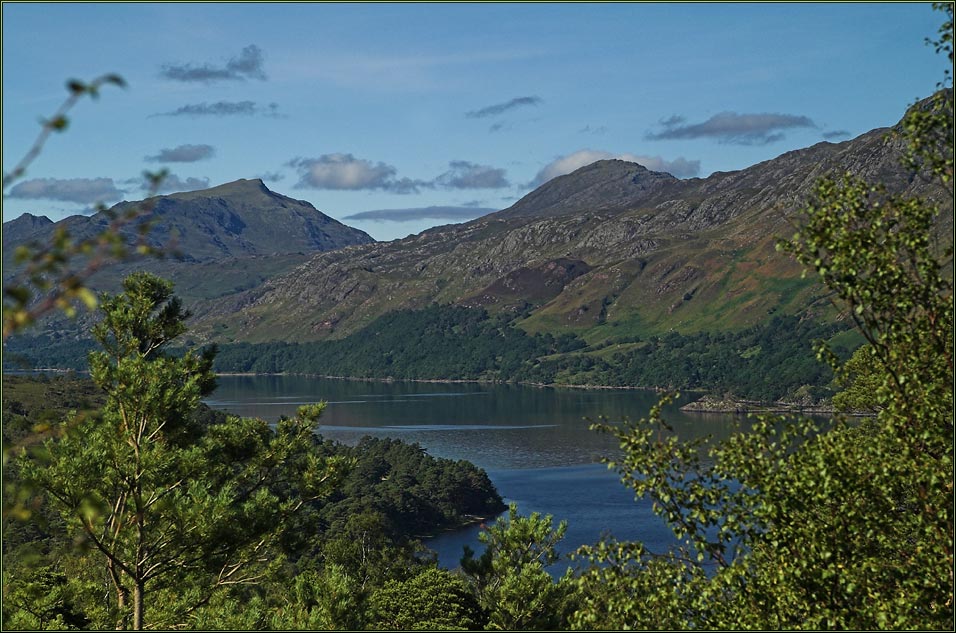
xmin=678 ymin=394 xmax=874 ymax=416
xmin=215 ymin=371 xmax=681 ymax=393
xmin=8 ymin=369 xmax=837 ymax=413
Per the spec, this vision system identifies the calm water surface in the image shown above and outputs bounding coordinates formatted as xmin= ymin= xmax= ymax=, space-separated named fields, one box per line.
xmin=205 ymin=375 xmax=741 ymax=568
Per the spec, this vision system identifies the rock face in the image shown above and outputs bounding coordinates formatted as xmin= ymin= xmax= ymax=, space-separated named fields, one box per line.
xmin=186 ymin=99 xmax=951 ymax=345
xmin=497 ymin=161 xmax=681 ymax=220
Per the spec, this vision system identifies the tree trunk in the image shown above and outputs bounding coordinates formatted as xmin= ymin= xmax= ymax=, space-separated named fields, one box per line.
xmin=110 ymin=562 xmax=129 ymax=630
xmin=132 ymin=580 xmax=145 ymax=631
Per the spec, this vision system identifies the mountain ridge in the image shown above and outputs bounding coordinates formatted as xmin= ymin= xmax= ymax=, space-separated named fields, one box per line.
xmin=3 ymin=178 xmax=374 ymax=264
xmin=183 ymin=102 xmax=949 ymax=346
xmin=2 ymin=179 xmax=375 ymax=325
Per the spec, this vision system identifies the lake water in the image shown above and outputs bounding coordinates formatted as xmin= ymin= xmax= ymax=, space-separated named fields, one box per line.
xmin=204 ymin=375 xmax=742 ymax=569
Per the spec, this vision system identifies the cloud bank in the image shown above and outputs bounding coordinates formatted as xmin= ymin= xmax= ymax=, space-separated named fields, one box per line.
xmin=154 ymin=174 xmax=211 ymax=194
xmin=531 ymin=149 xmax=700 ymax=186
xmin=467 ymin=96 xmax=542 ymax=119
xmin=434 ymin=161 xmax=510 ymax=189
xmin=288 ymin=156 xmax=512 ymax=193
xmin=8 ymin=177 xmax=125 ymax=204
xmin=343 ymin=206 xmax=496 ymax=222
xmin=646 ymin=111 xmax=816 ymax=145
xmin=145 ymin=144 xmax=215 ymax=163
xmin=822 ymin=129 xmax=851 ymax=140
xmin=160 ymin=44 xmax=267 ymax=83
xmin=152 ymin=101 xmax=281 ymax=118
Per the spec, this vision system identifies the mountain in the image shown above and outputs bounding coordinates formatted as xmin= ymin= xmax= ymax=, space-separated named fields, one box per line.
xmin=113 ymin=178 xmax=374 ymax=259
xmin=1 ymin=213 xmax=55 ymax=245
xmin=3 ymin=178 xmax=373 ymax=263
xmin=3 ymin=179 xmax=374 ymax=307
xmin=184 ymin=104 xmax=950 ymax=346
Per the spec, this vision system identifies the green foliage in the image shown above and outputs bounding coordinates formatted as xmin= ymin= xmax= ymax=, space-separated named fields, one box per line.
xmin=259 ymin=564 xmax=367 ymax=630
xmin=367 ymin=566 xmax=482 ymax=630
xmin=901 ymin=4 xmax=953 ymax=183
xmin=3 ymin=370 xmax=505 ymax=631
xmin=0 ymin=565 xmax=90 ymax=630
xmin=198 ymin=307 xmax=846 ymax=402
xmin=14 ymin=273 xmax=345 ymax=630
xmin=537 ymin=314 xmax=845 ymax=400
xmin=9 ymin=298 xmax=851 ymax=403
xmin=318 ymin=437 xmax=505 ymax=541
xmin=462 ymin=503 xmax=574 ymax=630
xmin=831 ymin=344 xmax=883 ymax=413
xmin=211 ymin=304 xmax=583 ymax=380
xmin=571 ymin=540 xmax=705 ymax=630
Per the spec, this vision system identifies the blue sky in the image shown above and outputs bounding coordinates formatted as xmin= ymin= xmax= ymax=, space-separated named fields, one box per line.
xmin=2 ymin=2 xmax=948 ymax=241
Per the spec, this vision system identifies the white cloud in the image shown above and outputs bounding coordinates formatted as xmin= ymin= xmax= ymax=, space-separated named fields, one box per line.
xmin=343 ymin=206 xmax=496 ymax=222
xmin=154 ymin=174 xmax=210 ymax=193
xmin=288 ymin=154 xmax=424 ymax=193
xmin=435 ymin=161 xmax=510 ymax=189
xmin=646 ymin=111 xmax=816 ymax=145
xmin=8 ymin=177 xmax=125 ymax=204
xmin=160 ymin=44 xmax=267 ymax=83
xmin=466 ymin=96 xmax=542 ymax=119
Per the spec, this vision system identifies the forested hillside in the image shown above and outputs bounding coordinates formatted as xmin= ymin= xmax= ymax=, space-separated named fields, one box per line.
xmin=210 ymin=307 xmax=853 ymax=402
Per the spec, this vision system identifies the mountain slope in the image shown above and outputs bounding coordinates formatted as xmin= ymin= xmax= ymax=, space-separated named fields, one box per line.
xmin=3 ymin=178 xmax=372 ymax=264
xmin=111 ymin=178 xmax=374 ymax=260
xmin=3 ymin=179 xmax=374 ymax=306
xmin=1 ymin=213 xmax=55 ymax=245
xmin=186 ymin=104 xmax=950 ymax=346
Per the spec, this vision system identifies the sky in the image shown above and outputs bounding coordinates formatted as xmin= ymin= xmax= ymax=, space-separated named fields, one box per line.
xmin=2 ymin=2 xmax=949 ymax=241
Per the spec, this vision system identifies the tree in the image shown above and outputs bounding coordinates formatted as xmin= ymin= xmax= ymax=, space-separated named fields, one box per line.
xmin=830 ymin=344 xmax=883 ymax=413
xmin=572 ymin=5 xmax=953 ymax=629
xmin=367 ymin=566 xmax=482 ymax=631
xmin=18 ymin=273 xmax=343 ymax=629
xmin=461 ymin=503 xmax=574 ymax=630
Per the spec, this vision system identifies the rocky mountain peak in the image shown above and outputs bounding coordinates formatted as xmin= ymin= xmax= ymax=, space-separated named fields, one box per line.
xmin=2 ymin=212 xmax=55 ymax=247
xmin=496 ymin=159 xmax=681 ymax=221
xmin=165 ymin=178 xmax=275 ymax=202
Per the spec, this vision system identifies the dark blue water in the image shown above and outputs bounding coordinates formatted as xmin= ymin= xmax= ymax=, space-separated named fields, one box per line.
xmin=421 ymin=464 xmax=678 ymax=572
xmin=205 ymin=375 xmax=735 ymax=569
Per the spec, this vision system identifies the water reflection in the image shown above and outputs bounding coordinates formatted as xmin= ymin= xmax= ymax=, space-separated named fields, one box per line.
xmin=205 ymin=375 xmax=739 ymax=470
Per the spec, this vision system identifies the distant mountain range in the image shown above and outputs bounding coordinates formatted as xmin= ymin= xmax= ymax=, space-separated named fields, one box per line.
xmin=4 ymin=177 xmax=372 ymax=261
xmin=4 ymin=97 xmax=951 ymax=397
xmin=2 ymin=178 xmax=373 ymax=310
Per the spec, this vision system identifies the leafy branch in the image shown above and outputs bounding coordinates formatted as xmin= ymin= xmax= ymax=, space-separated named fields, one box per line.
xmin=3 ymin=75 xmax=171 ymax=339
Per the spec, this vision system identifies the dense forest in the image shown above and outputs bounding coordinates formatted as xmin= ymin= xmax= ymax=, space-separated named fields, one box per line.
xmin=5 ymin=304 xmax=852 ymax=402
xmin=210 ymin=307 xmax=850 ymax=402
